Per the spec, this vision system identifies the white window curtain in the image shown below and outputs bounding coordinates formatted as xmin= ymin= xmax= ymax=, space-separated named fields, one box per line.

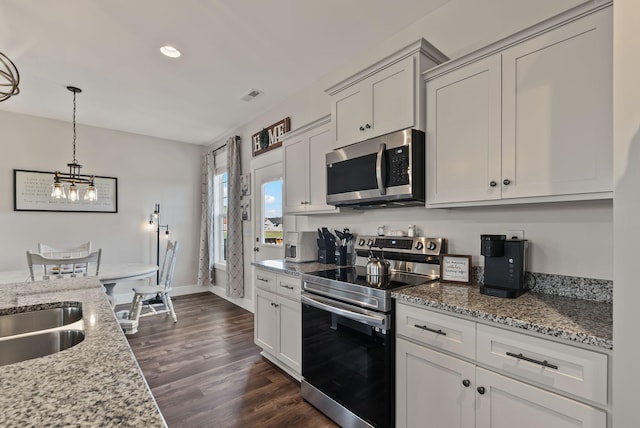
xmin=197 ymin=146 xmax=226 ymax=286
xmin=226 ymin=136 xmax=244 ymax=297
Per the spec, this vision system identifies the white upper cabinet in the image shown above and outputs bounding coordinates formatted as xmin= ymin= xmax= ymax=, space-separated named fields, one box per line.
xmin=327 ymin=39 xmax=448 ymax=150
xmin=425 ymin=3 xmax=612 ymax=207
xmin=282 ymin=115 xmax=338 ymax=215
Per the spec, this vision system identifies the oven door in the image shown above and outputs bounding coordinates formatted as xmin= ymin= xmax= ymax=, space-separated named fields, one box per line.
xmin=301 ymin=292 xmax=394 ymax=428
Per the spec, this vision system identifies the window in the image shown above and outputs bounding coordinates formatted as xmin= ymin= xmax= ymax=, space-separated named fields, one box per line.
xmin=262 ymin=178 xmax=283 ymax=246
xmin=213 ymin=149 xmax=228 ymax=265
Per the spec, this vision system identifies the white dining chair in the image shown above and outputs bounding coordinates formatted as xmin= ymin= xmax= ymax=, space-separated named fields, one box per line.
xmin=26 ymin=249 xmax=102 ymax=281
xmin=118 ymin=240 xmax=178 ymax=335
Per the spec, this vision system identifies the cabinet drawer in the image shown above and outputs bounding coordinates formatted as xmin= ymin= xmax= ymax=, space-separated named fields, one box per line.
xmin=276 ymin=274 xmax=301 ymax=301
xmin=397 ymin=303 xmax=476 ymax=360
xmin=255 ymin=270 xmax=277 ymax=292
xmin=476 ymin=323 xmax=608 ymax=405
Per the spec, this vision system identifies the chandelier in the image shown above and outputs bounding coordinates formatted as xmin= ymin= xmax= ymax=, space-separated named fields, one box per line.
xmin=0 ymin=51 xmax=20 ymax=102
xmin=51 ymin=86 xmax=98 ymax=202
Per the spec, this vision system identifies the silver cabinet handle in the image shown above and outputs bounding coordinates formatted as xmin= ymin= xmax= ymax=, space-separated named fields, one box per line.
xmin=414 ymin=324 xmax=447 ymax=335
xmin=280 ymin=284 xmax=295 ymax=290
xmin=506 ymin=351 xmax=558 ymax=370
xmin=257 ymin=277 xmax=269 ymax=282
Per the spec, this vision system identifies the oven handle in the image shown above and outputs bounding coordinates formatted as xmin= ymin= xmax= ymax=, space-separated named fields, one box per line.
xmin=376 ymin=142 xmax=387 ymax=195
xmin=301 ymin=293 xmax=388 ymax=330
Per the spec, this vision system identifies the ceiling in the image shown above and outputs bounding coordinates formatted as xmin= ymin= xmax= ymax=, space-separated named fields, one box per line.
xmin=0 ymin=0 xmax=583 ymax=145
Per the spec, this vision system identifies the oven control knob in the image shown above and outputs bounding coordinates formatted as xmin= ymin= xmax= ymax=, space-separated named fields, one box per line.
xmin=358 ymin=239 xmax=366 ymax=246
xmin=427 ymin=241 xmax=437 ymax=251
xmin=367 ymin=239 xmax=374 ymax=247
xmin=415 ymin=242 xmax=424 ymax=250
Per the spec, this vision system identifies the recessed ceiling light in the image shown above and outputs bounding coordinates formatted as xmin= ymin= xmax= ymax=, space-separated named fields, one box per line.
xmin=160 ymin=45 xmax=181 ymax=58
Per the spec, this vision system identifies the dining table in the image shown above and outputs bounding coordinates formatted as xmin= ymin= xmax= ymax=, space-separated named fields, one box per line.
xmin=0 ymin=263 xmax=158 ymax=297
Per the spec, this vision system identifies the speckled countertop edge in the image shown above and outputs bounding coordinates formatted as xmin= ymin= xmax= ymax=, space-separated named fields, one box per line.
xmin=393 ymin=282 xmax=612 ymax=350
xmin=252 ymin=259 xmax=337 ymax=276
xmin=0 ymin=277 xmax=166 ymax=427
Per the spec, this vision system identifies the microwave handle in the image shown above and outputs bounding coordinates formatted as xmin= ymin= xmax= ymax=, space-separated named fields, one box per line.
xmin=376 ymin=143 xmax=387 ymax=195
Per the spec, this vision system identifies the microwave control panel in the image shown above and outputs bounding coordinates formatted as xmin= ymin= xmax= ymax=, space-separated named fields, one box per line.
xmin=388 ymin=146 xmax=410 ymax=186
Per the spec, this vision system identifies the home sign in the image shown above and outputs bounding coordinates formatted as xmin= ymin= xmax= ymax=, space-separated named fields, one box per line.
xmin=252 ymin=117 xmax=290 ymax=156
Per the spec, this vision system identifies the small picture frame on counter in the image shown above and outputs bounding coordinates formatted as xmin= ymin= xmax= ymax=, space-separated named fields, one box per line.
xmin=440 ymin=254 xmax=472 ymax=285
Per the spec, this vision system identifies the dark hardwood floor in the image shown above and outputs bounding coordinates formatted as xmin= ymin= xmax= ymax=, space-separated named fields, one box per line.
xmin=123 ymin=292 xmax=337 ymax=428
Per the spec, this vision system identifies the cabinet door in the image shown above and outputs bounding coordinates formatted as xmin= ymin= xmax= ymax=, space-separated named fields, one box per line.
xmin=397 ymin=338 xmax=475 ymax=428
xmin=370 ymin=56 xmax=416 ymax=137
xmin=426 ymin=55 xmax=502 ymax=204
xmin=306 ymin=127 xmax=337 ymax=212
xmin=501 ymin=7 xmax=612 ymax=199
xmin=332 ymin=82 xmax=369 ymax=149
xmin=475 ymin=368 xmax=606 ymax=428
xmin=276 ymin=295 xmax=301 ymax=374
xmin=254 ymin=288 xmax=277 ymax=354
xmin=283 ymin=136 xmax=309 ymax=213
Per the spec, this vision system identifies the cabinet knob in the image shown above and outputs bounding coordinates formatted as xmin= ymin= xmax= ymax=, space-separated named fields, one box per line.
xmin=365 ymin=123 xmax=371 ymax=129
xmin=503 ymin=179 xmax=511 ymax=186
xmin=359 ymin=126 xmax=365 ymax=131
xmin=462 ymin=379 xmax=470 ymax=387
xmin=489 ymin=181 xmax=497 ymax=187
xmin=477 ymin=386 xmax=486 ymax=395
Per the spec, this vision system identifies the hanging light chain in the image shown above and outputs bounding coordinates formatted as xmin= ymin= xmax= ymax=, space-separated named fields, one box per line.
xmin=72 ymin=87 xmax=77 ymax=163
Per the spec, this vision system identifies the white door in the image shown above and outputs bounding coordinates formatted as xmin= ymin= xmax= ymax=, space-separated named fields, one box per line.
xmin=426 ymin=54 xmax=502 ymax=205
xmin=396 ymin=338 xmax=475 ymax=428
xmin=475 ymin=368 xmax=606 ymax=428
xmin=253 ymin=161 xmax=284 ymax=262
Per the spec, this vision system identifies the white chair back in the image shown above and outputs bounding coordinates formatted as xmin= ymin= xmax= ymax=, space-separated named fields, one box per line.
xmin=38 ymin=242 xmax=92 ymax=258
xmin=26 ymin=249 xmax=102 ymax=281
xmin=159 ymin=240 xmax=179 ymax=291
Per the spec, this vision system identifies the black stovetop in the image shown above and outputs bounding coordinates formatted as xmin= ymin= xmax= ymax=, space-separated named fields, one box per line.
xmin=305 ymin=265 xmax=431 ymax=291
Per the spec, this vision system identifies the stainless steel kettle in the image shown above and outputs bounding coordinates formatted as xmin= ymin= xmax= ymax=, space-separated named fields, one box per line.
xmin=366 ymin=250 xmax=390 ymax=277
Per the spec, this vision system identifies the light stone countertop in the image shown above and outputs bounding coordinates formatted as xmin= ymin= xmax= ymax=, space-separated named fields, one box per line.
xmin=0 ymin=277 xmax=166 ymax=427
xmin=252 ymin=259 xmax=337 ymax=276
xmin=393 ymin=282 xmax=612 ymax=350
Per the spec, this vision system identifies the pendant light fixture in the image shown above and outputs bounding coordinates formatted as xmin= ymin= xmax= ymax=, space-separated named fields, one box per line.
xmin=0 ymin=51 xmax=20 ymax=102
xmin=51 ymin=86 xmax=98 ymax=202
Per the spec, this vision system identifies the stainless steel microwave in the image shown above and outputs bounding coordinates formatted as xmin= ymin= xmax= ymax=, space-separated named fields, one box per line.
xmin=326 ymin=128 xmax=425 ymax=208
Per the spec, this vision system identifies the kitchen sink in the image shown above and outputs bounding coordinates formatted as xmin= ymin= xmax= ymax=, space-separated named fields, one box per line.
xmin=0 ymin=305 xmax=82 ymax=338
xmin=0 ymin=330 xmax=85 ymax=367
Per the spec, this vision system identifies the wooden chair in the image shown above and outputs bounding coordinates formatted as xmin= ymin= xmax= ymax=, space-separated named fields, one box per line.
xmin=26 ymin=249 xmax=102 ymax=281
xmin=118 ymin=241 xmax=178 ymax=335
xmin=38 ymin=242 xmax=92 ymax=274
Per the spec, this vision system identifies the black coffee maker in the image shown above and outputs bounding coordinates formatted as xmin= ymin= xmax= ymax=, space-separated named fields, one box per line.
xmin=480 ymin=234 xmax=528 ymax=298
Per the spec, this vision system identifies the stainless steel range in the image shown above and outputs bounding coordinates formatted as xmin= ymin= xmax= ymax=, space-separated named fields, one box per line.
xmin=300 ymin=236 xmax=446 ymax=428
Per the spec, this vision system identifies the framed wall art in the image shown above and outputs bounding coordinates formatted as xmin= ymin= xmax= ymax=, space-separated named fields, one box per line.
xmin=439 ymin=254 xmax=472 ymax=285
xmin=14 ymin=169 xmax=118 ymax=213
xmin=240 ymin=173 xmax=251 ymax=197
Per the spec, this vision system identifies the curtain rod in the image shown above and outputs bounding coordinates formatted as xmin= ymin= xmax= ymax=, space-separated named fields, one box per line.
xmin=211 ymin=143 xmax=226 ymax=154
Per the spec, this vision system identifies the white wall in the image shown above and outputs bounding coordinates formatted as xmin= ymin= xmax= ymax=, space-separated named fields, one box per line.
xmin=613 ymin=0 xmax=640 ymax=423
xmin=0 ymin=110 xmax=202 ymax=302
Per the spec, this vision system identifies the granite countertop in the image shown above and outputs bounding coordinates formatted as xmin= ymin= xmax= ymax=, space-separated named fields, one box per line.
xmin=0 ymin=277 xmax=166 ymax=427
xmin=393 ymin=282 xmax=613 ymax=350
xmin=252 ymin=259 xmax=336 ymax=276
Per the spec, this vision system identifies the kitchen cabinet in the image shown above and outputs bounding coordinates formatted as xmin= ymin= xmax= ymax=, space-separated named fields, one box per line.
xmin=326 ymin=39 xmax=447 ymax=150
xmin=396 ymin=302 xmax=609 ymax=427
xmin=425 ymin=3 xmax=612 ymax=207
xmin=254 ymin=269 xmax=301 ymax=379
xmin=282 ymin=115 xmax=338 ymax=214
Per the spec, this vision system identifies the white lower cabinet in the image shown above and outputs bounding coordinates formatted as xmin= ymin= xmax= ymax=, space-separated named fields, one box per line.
xmin=396 ymin=302 xmax=608 ymax=428
xmin=254 ymin=269 xmax=301 ymax=379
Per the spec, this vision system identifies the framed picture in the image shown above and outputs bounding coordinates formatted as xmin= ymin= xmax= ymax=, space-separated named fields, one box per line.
xmin=241 ymin=200 xmax=251 ymax=221
xmin=240 ymin=173 xmax=251 ymax=197
xmin=439 ymin=254 xmax=472 ymax=285
xmin=14 ymin=169 xmax=118 ymax=213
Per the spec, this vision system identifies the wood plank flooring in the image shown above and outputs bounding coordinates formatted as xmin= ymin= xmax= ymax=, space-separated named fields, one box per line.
xmin=123 ymin=292 xmax=337 ymax=428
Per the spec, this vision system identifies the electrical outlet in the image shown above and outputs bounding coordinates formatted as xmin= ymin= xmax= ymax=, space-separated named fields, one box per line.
xmin=506 ymin=230 xmax=524 ymax=240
